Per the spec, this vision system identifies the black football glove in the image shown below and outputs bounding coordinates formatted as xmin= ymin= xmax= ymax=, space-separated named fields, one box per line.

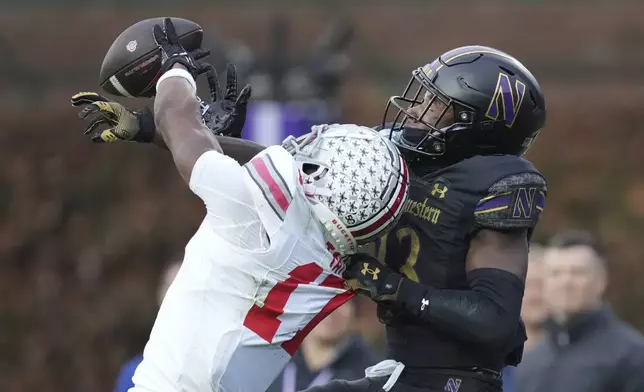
xmin=343 ymin=253 xmax=403 ymax=303
xmin=71 ymin=92 xmax=156 ymax=143
xmin=200 ymin=63 xmax=252 ymax=137
xmin=153 ymin=17 xmax=207 ymax=78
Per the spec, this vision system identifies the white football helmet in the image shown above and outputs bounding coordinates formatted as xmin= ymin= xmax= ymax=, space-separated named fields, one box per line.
xmin=283 ymin=124 xmax=409 ymax=255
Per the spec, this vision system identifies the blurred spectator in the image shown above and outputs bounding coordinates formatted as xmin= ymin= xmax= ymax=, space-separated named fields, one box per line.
xmin=516 ymin=230 xmax=644 ymax=392
xmin=113 ymin=260 xmax=182 ymax=392
xmin=521 ymin=244 xmax=548 ymax=352
xmin=266 ymin=299 xmax=379 ymax=392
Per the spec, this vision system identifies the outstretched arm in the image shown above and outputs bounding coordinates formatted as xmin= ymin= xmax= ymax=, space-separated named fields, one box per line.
xmin=155 ymin=64 xmax=260 ymax=248
xmin=154 ymin=64 xmax=222 ymax=184
xmin=216 ymin=136 xmax=266 ymax=165
xmin=153 ymin=60 xmax=261 ymax=164
xmin=152 ymin=17 xmax=256 ymax=183
xmin=152 ymin=132 xmax=265 ymax=165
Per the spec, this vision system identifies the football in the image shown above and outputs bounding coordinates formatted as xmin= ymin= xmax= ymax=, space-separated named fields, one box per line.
xmin=99 ymin=17 xmax=203 ymax=98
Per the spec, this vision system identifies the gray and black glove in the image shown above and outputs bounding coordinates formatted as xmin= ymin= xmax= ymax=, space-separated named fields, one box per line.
xmin=71 ymin=92 xmax=156 ymax=143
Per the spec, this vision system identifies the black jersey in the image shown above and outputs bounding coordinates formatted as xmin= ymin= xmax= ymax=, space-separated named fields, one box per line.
xmin=375 ymin=154 xmax=546 ymax=370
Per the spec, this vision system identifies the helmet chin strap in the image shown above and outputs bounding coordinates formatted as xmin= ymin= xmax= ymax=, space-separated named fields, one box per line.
xmin=308 ymin=201 xmax=357 ymax=255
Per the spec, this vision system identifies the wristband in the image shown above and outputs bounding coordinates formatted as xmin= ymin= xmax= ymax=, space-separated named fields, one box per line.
xmin=156 ymin=68 xmax=197 ymax=95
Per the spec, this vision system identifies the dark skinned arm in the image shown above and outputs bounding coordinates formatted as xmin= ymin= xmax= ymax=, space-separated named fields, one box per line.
xmin=351 ymin=228 xmax=528 ymax=346
xmin=154 ymin=64 xmax=222 ymax=184
xmin=152 ymin=132 xmax=266 ymax=165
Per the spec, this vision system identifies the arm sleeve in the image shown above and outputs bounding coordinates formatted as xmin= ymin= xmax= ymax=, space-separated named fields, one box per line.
xmin=189 ymin=150 xmax=265 ymax=249
xmin=393 ymin=173 xmax=546 ymax=345
xmin=396 ymin=267 xmax=525 ymax=345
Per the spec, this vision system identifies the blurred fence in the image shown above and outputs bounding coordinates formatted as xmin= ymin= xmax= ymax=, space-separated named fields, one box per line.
xmin=1 ymin=3 xmax=644 ymax=391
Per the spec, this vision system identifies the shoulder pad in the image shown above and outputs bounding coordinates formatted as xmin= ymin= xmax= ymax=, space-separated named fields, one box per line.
xmin=474 ymin=172 xmax=547 ymax=231
xmin=243 ymin=146 xmax=302 ymax=230
xmin=425 ymin=155 xmax=542 ymax=195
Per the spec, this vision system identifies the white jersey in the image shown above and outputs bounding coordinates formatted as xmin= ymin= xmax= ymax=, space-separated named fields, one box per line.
xmin=131 ymin=146 xmax=353 ymax=392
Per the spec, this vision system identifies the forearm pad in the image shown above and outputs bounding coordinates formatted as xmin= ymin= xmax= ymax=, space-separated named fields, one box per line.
xmin=396 ymin=268 xmax=525 ymax=345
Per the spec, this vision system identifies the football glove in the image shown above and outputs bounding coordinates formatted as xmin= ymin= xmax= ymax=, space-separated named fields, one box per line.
xmin=71 ymin=92 xmax=156 ymax=143
xmin=200 ymin=63 xmax=252 ymax=138
xmin=153 ymin=17 xmax=207 ymax=78
xmin=343 ymin=253 xmax=403 ymax=303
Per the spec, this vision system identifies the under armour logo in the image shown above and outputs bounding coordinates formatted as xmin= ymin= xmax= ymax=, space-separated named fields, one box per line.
xmin=444 ymin=378 xmax=462 ymax=392
xmin=420 ymin=298 xmax=429 ymax=311
xmin=431 ymin=183 xmax=448 ymax=199
xmin=361 ymin=263 xmax=380 ymax=280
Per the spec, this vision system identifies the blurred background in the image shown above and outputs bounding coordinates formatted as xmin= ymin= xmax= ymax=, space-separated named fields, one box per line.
xmin=2 ymin=1 xmax=644 ymax=391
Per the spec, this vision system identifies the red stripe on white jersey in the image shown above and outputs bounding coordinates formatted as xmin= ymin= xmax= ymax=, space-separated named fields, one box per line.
xmin=243 ymin=264 xmax=323 ymax=343
xmin=281 ymin=275 xmax=354 ymax=355
xmin=249 ymin=156 xmax=291 ymax=213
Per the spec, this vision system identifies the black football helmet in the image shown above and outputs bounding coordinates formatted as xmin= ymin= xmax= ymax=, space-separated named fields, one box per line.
xmin=383 ymin=45 xmax=546 ymax=168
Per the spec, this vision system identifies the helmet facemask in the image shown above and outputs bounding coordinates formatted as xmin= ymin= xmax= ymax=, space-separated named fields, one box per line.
xmin=383 ymin=67 xmax=477 ymax=159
